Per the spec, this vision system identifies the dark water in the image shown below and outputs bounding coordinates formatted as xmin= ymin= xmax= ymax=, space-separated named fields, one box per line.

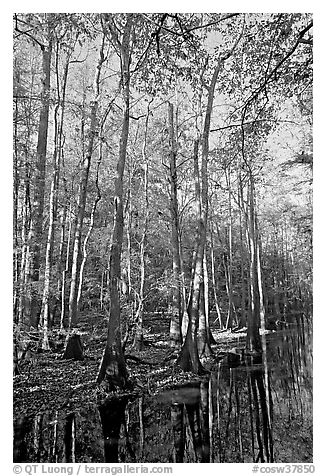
xmin=13 ymin=320 xmax=312 ymax=463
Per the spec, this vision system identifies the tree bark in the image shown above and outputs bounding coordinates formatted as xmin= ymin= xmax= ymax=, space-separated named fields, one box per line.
xmin=167 ymin=102 xmax=182 ymax=348
xmin=68 ymin=34 xmax=106 ymax=328
xmin=60 ymin=203 xmax=72 ymax=331
xmin=209 ymin=227 xmax=223 ymax=328
xmin=77 ymin=151 xmax=102 ymax=310
xmin=40 ymin=46 xmax=70 ymax=349
xmin=26 ymin=28 xmax=53 ymax=327
xmin=176 ymin=139 xmax=205 ymax=373
xmin=238 ymin=189 xmax=247 ymax=328
xmin=96 ymin=15 xmax=133 ymax=388
xmin=246 ymin=178 xmax=262 ymax=353
xmin=133 ymin=102 xmax=151 ymax=351
xmin=17 ymin=157 xmax=32 ymax=326
xmin=225 ymin=167 xmax=237 ymax=329
xmin=177 ymin=63 xmax=220 ymax=372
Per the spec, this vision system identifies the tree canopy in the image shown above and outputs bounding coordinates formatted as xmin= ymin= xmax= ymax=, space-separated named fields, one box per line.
xmin=13 ymin=13 xmax=312 ymax=387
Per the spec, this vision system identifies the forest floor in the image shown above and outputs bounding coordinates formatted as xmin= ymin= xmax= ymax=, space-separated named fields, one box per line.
xmin=13 ymin=313 xmax=260 ymax=418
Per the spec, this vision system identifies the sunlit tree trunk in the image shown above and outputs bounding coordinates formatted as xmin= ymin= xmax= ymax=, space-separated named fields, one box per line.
xmin=204 ymin=249 xmax=216 ymax=345
xmin=246 ymin=178 xmax=263 ymax=353
xmin=167 ymin=102 xmax=182 ymax=348
xmin=125 ymin=172 xmax=133 ymax=300
xmin=15 ymin=55 xmax=37 ymax=327
xmin=133 ymin=104 xmax=151 ymax=351
xmin=225 ymin=167 xmax=237 ymax=329
xmin=209 ymin=227 xmax=223 ymax=328
xmin=97 ymin=15 xmax=133 ymax=388
xmin=60 ymin=202 xmax=72 ymax=331
xmin=77 ymin=152 xmax=102 ymax=311
xmin=176 ymin=139 xmax=205 ymax=373
xmin=198 ymin=265 xmax=214 ymax=357
xmin=17 ymin=158 xmax=32 ymax=326
xmin=177 ymin=62 xmax=220 ymax=372
xmin=13 ymin=97 xmax=20 ymax=319
xmin=40 ymin=46 xmax=70 ymax=349
xmin=179 ymin=240 xmax=189 ymax=340
xmin=68 ymin=34 xmax=106 ymax=328
xmin=239 ymin=195 xmax=247 ymax=328
xmin=26 ymin=28 xmax=53 ymax=327
xmin=57 ymin=199 xmax=67 ymax=297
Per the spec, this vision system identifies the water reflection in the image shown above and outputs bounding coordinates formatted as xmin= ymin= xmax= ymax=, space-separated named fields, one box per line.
xmin=13 ymin=321 xmax=312 ymax=463
xmin=99 ymin=397 xmax=132 ymax=463
xmin=168 ymin=381 xmax=210 ymax=462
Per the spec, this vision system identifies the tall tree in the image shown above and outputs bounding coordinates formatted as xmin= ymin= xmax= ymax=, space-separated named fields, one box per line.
xmin=15 ymin=14 xmax=54 ymax=326
xmin=167 ymin=102 xmax=183 ymax=348
xmin=177 ymin=25 xmax=242 ymax=371
xmin=133 ymin=100 xmax=152 ymax=350
xmin=68 ymin=27 xmax=107 ymax=328
xmin=96 ymin=14 xmax=134 ymax=388
xmin=40 ymin=27 xmax=77 ymax=349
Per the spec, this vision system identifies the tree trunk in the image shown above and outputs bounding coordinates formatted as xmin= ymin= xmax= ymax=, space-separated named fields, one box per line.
xmin=239 ymin=194 xmax=247 ymax=328
xmin=96 ymin=15 xmax=133 ymax=388
xmin=68 ymin=34 xmax=106 ymax=328
xmin=133 ymin=102 xmax=151 ymax=351
xmin=167 ymin=102 xmax=182 ymax=348
xmin=60 ymin=203 xmax=72 ymax=331
xmin=26 ymin=33 xmax=53 ymax=327
xmin=13 ymin=97 xmax=19 ymax=319
xmin=198 ymin=249 xmax=215 ymax=356
xmin=17 ymin=157 xmax=32 ymax=326
xmin=177 ymin=62 xmax=219 ymax=372
xmin=225 ymin=168 xmax=237 ymax=329
xmin=210 ymin=227 xmax=223 ymax=328
xmin=40 ymin=47 xmax=70 ymax=349
xmin=138 ymin=397 xmax=145 ymax=460
xmin=246 ymin=178 xmax=262 ymax=353
xmin=201 ymin=249 xmax=216 ymax=351
xmin=77 ymin=151 xmax=102 ymax=310
xmin=198 ymin=279 xmax=214 ymax=357
xmin=179 ymin=240 xmax=189 ymax=340
xmin=176 ymin=139 xmax=205 ymax=374
xmin=63 ymin=334 xmax=84 ymax=360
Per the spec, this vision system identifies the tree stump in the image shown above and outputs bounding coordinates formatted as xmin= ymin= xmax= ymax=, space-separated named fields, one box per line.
xmin=63 ymin=334 xmax=84 ymax=360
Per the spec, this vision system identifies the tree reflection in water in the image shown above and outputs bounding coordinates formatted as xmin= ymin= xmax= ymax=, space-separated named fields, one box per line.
xmin=13 ymin=322 xmax=312 ymax=463
xmin=168 ymin=353 xmax=273 ymax=463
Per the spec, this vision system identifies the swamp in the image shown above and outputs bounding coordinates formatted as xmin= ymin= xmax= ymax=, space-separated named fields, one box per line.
xmin=13 ymin=12 xmax=313 ymax=464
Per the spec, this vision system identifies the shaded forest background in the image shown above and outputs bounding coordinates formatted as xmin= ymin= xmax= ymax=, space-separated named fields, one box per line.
xmin=12 ymin=13 xmax=312 ymax=388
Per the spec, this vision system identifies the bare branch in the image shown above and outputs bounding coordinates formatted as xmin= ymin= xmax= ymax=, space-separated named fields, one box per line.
xmin=14 ymin=14 xmax=45 ymax=50
xmin=244 ymin=21 xmax=313 ymax=109
xmin=210 ymin=118 xmax=299 ymax=133
xmin=185 ymin=13 xmax=241 ymax=34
